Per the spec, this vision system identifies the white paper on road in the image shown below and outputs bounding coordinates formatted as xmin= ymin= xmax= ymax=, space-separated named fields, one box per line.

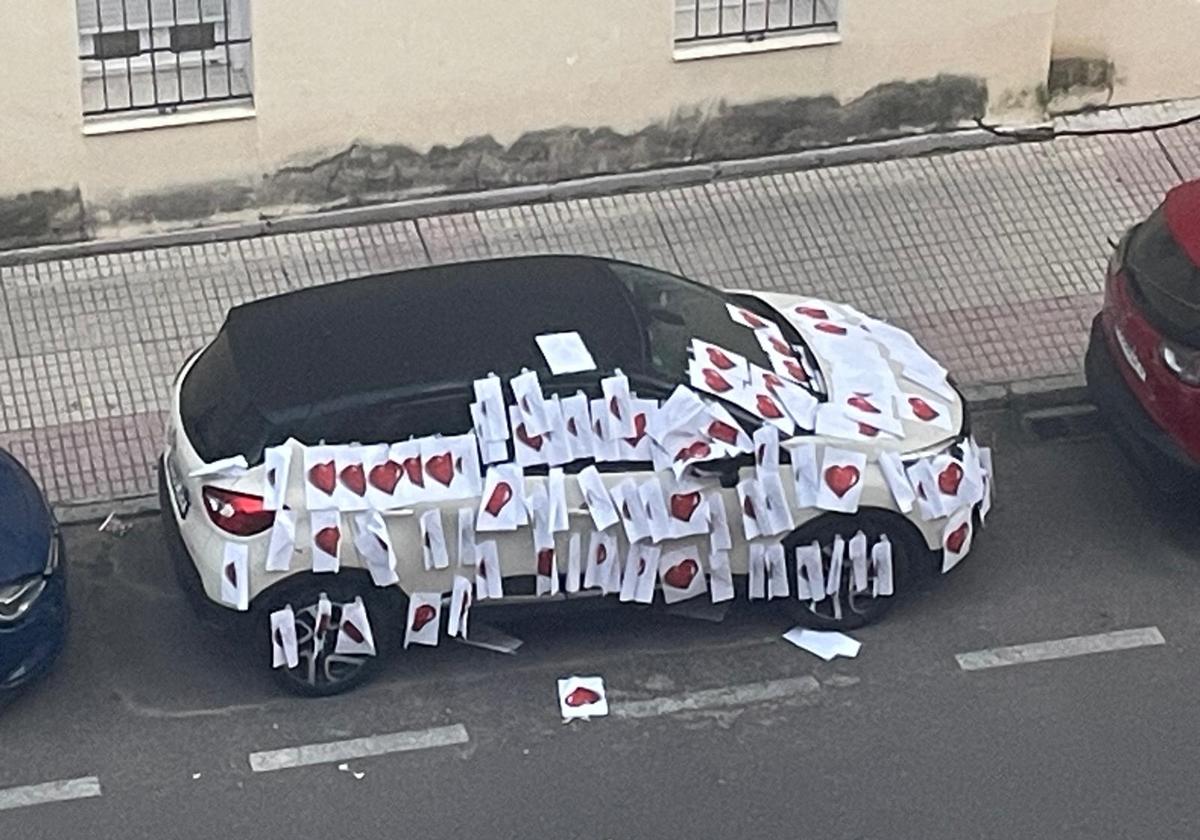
xmin=265 ymin=507 xmax=296 ymax=572
xmin=558 ymin=676 xmax=609 ymax=720
xmin=783 ymin=628 xmax=862 ymax=661
xmin=536 ymin=331 xmax=597 ymax=375
xmin=455 ymin=622 xmax=523 ymax=654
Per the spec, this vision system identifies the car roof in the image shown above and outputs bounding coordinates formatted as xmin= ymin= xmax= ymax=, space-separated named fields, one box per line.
xmin=1165 ymin=179 xmax=1200 ymax=269
xmin=221 ymin=255 xmax=650 ymax=414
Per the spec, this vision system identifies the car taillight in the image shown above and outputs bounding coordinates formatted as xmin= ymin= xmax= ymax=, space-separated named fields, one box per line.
xmin=201 ymin=485 xmax=274 ymax=536
xmin=1160 ymin=339 xmax=1200 ymax=387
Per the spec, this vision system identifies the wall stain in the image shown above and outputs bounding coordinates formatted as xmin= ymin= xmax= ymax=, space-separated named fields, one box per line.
xmin=0 ymin=188 xmax=87 ymax=251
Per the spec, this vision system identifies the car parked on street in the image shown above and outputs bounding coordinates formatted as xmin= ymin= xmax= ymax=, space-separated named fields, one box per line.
xmin=161 ymin=255 xmax=991 ymax=696
xmin=0 ymin=449 xmax=67 ymax=696
xmin=1086 ymin=179 xmax=1200 ymax=490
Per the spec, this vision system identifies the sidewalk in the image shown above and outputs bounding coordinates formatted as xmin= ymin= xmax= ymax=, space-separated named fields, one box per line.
xmin=4 ymin=107 xmax=1200 ymax=511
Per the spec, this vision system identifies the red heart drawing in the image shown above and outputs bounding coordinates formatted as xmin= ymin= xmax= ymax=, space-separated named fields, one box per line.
xmin=318 ymin=611 xmax=334 ymax=634
xmin=784 ymin=360 xmax=809 ymax=382
xmin=795 ymin=305 xmax=829 ymax=319
xmin=815 ymin=322 xmax=847 ymax=335
xmin=596 ymin=544 xmax=608 ymax=565
xmin=946 ymin=523 xmax=970 ymax=554
xmin=674 ymin=441 xmax=711 ymax=462
xmin=308 ymin=461 xmax=336 ymax=495
xmin=908 ymin=396 xmax=940 ymax=421
xmin=743 ymin=496 xmax=757 ymax=519
xmin=403 ymin=457 xmax=424 ymax=487
xmin=224 ymin=562 xmax=237 ymax=588
xmin=848 ymin=395 xmax=880 ymax=414
xmin=706 ymin=347 xmax=736 ymax=370
xmin=824 ymin=465 xmax=861 ymax=498
xmin=341 ymin=620 xmax=365 ymax=644
xmin=565 ymin=686 xmax=601 ymax=707
xmin=411 ymin=603 xmax=436 ymax=632
xmin=273 ymin=628 xmax=283 ymax=648
xmin=708 ymin=420 xmax=739 ymax=444
xmin=769 ymin=336 xmax=791 ymax=356
xmin=369 ymin=460 xmax=402 ymax=494
xmin=516 ymin=423 xmax=544 ymax=452
xmin=669 ymin=491 xmax=701 ymax=521
xmin=763 ymin=373 xmax=784 ymax=392
xmin=267 ymin=468 xmax=277 ymax=486
xmin=315 ymin=526 xmax=340 ymax=557
xmin=756 ymin=394 xmax=783 ymax=419
xmin=609 ymin=395 xmax=622 ymax=419
xmin=858 ymin=422 xmax=880 ymax=437
xmin=478 ymin=559 xmax=488 ymax=579
xmin=624 ymin=413 xmax=647 ymax=446
xmin=739 ymin=309 xmax=766 ymax=328
xmin=621 ymin=501 xmax=632 ymax=519
xmin=637 ymin=558 xmax=646 ymax=576
xmin=484 ymin=482 xmax=513 ymax=516
xmin=339 ymin=463 xmax=366 ymax=496
xmin=426 ymin=452 xmax=454 ymax=486
xmin=703 ymin=369 xmax=733 ymax=393
xmin=663 ymin=558 xmax=699 ymax=589
xmin=566 ymin=417 xmax=579 ymax=436
xmin=938 ymin=462 xmax=964 ymax=496
xmin=537 ymin=548 xmax=555 ymax=577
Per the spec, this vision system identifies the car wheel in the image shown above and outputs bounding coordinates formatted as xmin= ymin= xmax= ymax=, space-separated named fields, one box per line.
xmin=778 ymin=510 xmax=920 ymax=631
xmin=259 ymin=574 xmax=399 ymax=698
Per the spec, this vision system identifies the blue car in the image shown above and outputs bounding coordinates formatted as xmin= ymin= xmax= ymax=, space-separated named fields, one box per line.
xmin=0 ymin=449 xmax=67 ymax=693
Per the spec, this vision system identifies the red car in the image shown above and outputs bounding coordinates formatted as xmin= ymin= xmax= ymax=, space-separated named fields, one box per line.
xmin=1087 ymin=179 xmax=1200 ymax=487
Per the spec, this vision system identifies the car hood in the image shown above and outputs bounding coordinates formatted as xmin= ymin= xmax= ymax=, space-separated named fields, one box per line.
xmin=0 ymin=453 xmax=53 ymax=583
xmin=734 ymin=290 xmax=965 ymax=456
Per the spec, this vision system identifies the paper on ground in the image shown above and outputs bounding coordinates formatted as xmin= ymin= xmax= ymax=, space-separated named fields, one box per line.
xmin=782 ymin=628 xmax=862 ymax=661
xmin=455 ymin=622 xmax=524 ymax=655
xmin=558 ymin=675 xmax=609 ymax=720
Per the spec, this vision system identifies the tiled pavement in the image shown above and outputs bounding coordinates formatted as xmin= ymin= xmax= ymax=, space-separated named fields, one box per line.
xmin=4 ymin=118 xmax=1200 ymax=507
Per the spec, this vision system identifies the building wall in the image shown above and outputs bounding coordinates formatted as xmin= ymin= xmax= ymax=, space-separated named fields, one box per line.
xmin=0 ymin=0 xmax=1188 ymax=249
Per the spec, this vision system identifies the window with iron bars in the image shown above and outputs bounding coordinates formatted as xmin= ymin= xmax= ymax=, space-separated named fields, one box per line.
xmin=674 ymin=0 xmax=838 ymax=44
xmin=76 ymin=0 xmax=253 ymax=118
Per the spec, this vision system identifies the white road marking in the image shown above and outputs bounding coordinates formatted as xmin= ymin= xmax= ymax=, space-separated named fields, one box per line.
xmin=611 ymin=676 xmax=820 ymax=719
xmin=248 ymin=724 xmax=469 ymax=773
xmin=0 ymin=776 xmax=102 ymax=812
xmin=956 ymin=626 xmax=1166 ymax=672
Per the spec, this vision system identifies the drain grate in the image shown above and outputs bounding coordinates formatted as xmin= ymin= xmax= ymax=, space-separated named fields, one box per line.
xmin=1021 ymin=404 xmax=1104 ymax=440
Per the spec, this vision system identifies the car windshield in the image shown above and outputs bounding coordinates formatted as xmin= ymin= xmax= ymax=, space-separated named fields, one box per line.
xmin=1125 ymin=206 xmax=1200 ymax=343
xmin=608 ymin=261 xmax=777 ymax=381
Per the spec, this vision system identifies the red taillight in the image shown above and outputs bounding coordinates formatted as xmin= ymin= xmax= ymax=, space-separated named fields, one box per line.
xmin=201 ymin=485 xmax=275 ymax=536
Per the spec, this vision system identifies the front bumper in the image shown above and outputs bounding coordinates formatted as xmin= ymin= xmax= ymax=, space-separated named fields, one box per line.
xmin=1085 ymin=314 xmax=1200 ymax=488
xmin=0 ymin=568 xmax=68 ymax=691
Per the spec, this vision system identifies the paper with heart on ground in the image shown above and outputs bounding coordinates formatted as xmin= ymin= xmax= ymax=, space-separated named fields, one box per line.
xmin=335 ymin=596 xmax=377 ymax=656
xmin=559 ymin=392 xmax=596 ymax=461
xmin=783 ymin=628 xmax=862 ymax=661
xmin=877 ymin=450 xmax=916 ymax=513
xmin=942 ymin=507 xmax=973 ymax=573
xmin=795 ymin=541 xmax=825 ymax=601
xmin=270 ymin=605 xmax=299 ymax=669
xmin=748 ymin=542 xmax=767 ymax=600
xmin=704 ymin=490 xmax=733 ymax=551
xmin=584 ymin=529 xmax=619 ymax=592
xmin=736 ymin=478 xmax=765 ymax=540
xmin=447 ymin=575 xmax=472 ymax=639
xmin=510 ymin=368 xmax=552 ymax=436
xmin=476 ymin=463 xmax=527 ymax=531
xmin=310 ymin=510 xmax=342 ymax=573
xmin=817 ymin=447 xmax=868 ymax=514
xmin=765 ymin=543 xmax=789 ymax=599
xmin=331 ymin=446 xmax=370 ymax=511
xmin=220 ymin=541 xmax=249 ymax=610
xmin=758 ymin=472 xmax=795 ymax=537
xmin=826 ymin=534 xmax=846 ymax=596
xmin=658 ymin=545 xmax=707 ymax=604
xmin=456 ymin=507 xmax=477 ymax=567
xmin=872 ymin=535 xmax=894 ymax=597
xmin=536 ymin=331 xmax=597 ymax=375
xmin=565 ymin=532 xmax=582 ymax=593
xmin=420 ymin=509 xmax=450 ymax=570
xmin=263 ymin=443 xmax=293 ymax=511
xmin=474 ymin=540 xmax=504 ymax=600
xmin=473 ymin=375 xmax=509 ymax=441
xmin=302 ymin=445 xmax=341 ymax=510
xmin=558 ymin=675 xmax=609 ymax=720
xmin=352 ymin=510 xmax=399 ymax=587
xmin=690 ymin=339 xmax=749 ymax=388
xmin=265 ymin=507 xmax=296 ymax=572
xmin=708 ymin=548 xmax=735 ymax=603
xmin=638 ymin=478 xmax=673 ymax=544
xmin=613 ymin=480 xmax=652 ymax=544
xmin=404 ymin=592 xmax=442 ymax=649
xmin=848 ymin=531 xmax=869 ymax=593
xmin=600 ymin=370 xmax=637 ymax=439
xmin=471 ymin=402 xmax=510 ymax=465
xmin=577 ymin=466 xmax=619 ymax=532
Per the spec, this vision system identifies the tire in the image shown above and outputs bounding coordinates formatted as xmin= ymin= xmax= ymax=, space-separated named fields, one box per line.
xmin=777 ymin=509 xmax=922 ymax=631
xmin=257 ymin=572 xmax=403 ymax=698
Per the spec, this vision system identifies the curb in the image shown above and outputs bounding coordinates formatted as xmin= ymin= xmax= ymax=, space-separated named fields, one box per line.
xmin=0 ymin=126 xmax=1034 ymax=268
xmin=52 ymin=371 xmax=1092 ymax=527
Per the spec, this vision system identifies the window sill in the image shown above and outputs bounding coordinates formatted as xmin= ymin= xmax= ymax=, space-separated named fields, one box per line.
xmin=82 ymin=101 xmax=255 ymax=136
xmin=673 ymin=29 xmax=841 ymax=62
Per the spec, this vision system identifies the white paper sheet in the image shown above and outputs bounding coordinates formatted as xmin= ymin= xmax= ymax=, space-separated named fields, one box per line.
xmin=736 ymin=478 xmax=765 ymax=541
xmin=265 ymin=507 xmax=296 ymax=572
xmin=302 ymin=445 xmax=340 ymax=511
xmin=473 ymin=374 xmax=509 ymax=441
xmin=584 ymin=529 xmax=618 ymax=592
xmin=588 ymin=397 xmax=623 ymax=461
xmin=565 ymin=531 xmax=582 ymax=593
xmin=475 ymin=540 xmax=504 ymax=600
xmin=789 ymin=442 xmax=820 ymax=509
xmin=613 ymin=480 xmax=652 ymax=544
xmin=559 ymin=392 xmax=596 ymax=461
xmin=795 ymin=541 xmax=825 ymax=602
xmin=754 ymin=424 xmax=780 ymax=474
xmin=456 ymin=507 xmax=477 ymax=567
xmin=219 ymin=541 xmax=249 ymax=611
xmin=476 ymin=463 xmax=527 ymax=531
xmin=848 ymin=531 xmax=869 ymax=593
xmin=878 ymin=450 xmax=916 ymax=514
xmin=758 ymin=472 xmax=795 ymax=537
xmin=638 ymin=478 xmax=673 ymax=544
xmin=658 ymin=545 xmax=707 ymax=604
xmin=511 ymin=368 xmax=552 ymax=436
xmin=447 ymin=575 xmax=473 ymax=639
xmin=335 ymin=597 xmax=377 ymax=656
xmin=633 ymin=544 xmax=659 ymax=604
xmin=600 ymin=370 xmax=637 ymax=439
xmin=872 ymin=535 xmax=894 ymax=597
xmin=816 ymin=447 xmax=868 ymax=514
xmin=388 ymin=439 xmax=425 ymax=502
xmin=897 ymin=393 xmax=954 ymax=431
xmin=708 ymin=549 xmax=735 ymax=603
xmin=826 ymin=534 xmax=845 ymax=596
xmin=270 ymin=606 xmax=300 ymax=669
xmin=942 ymin=506 xmax=973 ymax=573
xmin=906 ymin=458 xmax=946 ymax=521
xmin=333 ymin=446 xmax=370 ymax=511
xmin=703 ymin=402 xmax=753 ymax=454
xmin=310 ymin=510 xmax=341 ymax=574
xmin=263 ymin=443 xmax=292 ymax=511
xmin=650 ymin=384 xmax=708 ymax=444
xmin=536 ymin=331 xmax=597 ymax=375
xmin=420 ymin=509 xmax=450 ymax=570
xmin=706 ymin=491 xmax=733 ymax=552
xmin=577 ymin=466 xmax=620 ymax=531
xmin=783 ymin=628 xmax=862 ymax=661
xmin=353 ymin=510 xmax=399 ymax=587
xmin=471 ymin=402 xmax=511 ymax=464
xmin=190 ymin=455 xmax=249 ymax=478
xmin=748 ymin=542 xmax=767 ymax=600
xmin=404 ymin=592 xmax=442 ymax=648
xmin=765 ymin=543 xmax=789 ymax=600
xmin=558 ymin=676 xmax=609 ymax=720
xmin=664 ymin=480 xmax=709 ymax=538
xmin=725 ymin=302 xmax=772 ymax=331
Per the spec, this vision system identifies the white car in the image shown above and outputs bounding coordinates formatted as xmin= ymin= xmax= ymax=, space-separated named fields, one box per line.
xmin=159 ymin=255 xmax=991 ymax=695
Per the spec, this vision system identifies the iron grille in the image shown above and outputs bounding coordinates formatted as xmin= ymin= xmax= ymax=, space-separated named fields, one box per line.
xmin=674 ymin=0 xmax=838 ymax=44
xmin=77 ymin=0 xmax=253 ymax=117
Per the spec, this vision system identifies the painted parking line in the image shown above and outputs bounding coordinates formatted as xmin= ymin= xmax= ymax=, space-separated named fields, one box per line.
xmin=956 ymin=627 xmax=1166 ymax=672
xmin=248 ymin=724 xmax=469 ymax=773
xmin=611 ymin=676 xmax=820 ymax=719
xmin=0 ymin=776 xmax=102 ymax=812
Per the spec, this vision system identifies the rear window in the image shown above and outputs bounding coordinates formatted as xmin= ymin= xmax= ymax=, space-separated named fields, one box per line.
xmin=1125 ymin=206 xmax=1200 ymax=343
xmin=179 ymin=332 xmax=272 ymax=464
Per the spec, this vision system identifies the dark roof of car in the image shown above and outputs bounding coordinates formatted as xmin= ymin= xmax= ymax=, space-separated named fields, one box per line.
xmin=221 ymin=255 xmax=649 ymax=414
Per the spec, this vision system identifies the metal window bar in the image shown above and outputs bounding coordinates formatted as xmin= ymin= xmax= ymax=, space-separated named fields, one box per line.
xmin=77 ymin=0 xmax=252 ymax=116
xmin=676 ymin=0 xmax=837 ymax=44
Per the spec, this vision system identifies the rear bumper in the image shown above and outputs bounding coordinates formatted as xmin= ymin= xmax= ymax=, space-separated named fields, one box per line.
xmin=1085 ymin=314 xmax=1200 ymax=486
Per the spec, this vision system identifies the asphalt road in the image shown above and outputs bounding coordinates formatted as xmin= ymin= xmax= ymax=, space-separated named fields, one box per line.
xmin=4 ymin=407 xmax=1200 ymax=840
